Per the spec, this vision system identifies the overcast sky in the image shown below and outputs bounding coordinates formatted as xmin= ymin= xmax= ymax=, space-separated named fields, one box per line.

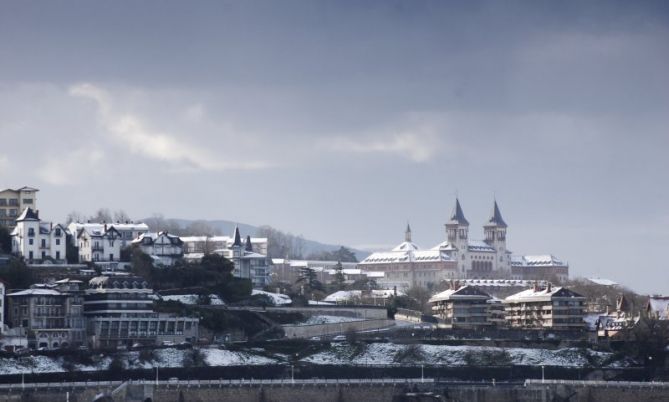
xmin=1 ymin=1 xmax=668 ymax=294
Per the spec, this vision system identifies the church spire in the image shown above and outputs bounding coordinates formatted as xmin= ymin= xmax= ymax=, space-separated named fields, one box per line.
xmin=486 ymin=200 xmax=507 ymax=228
xmin=245 ymin=235 xmax=253 ymax=252
xmin=405 ymin=222 xmax=412 ymax=242
xmin=448 ymin=198 xmax=469 ymax=226
xmin=232 ymin=225 xmax=242 ymax=247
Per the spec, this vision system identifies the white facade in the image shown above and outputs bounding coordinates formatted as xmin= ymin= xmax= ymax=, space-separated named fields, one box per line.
xmin=11 ymin=208 xmax=67 ymax=263
xmin=68 ymin=222 xmax=149 ymax=247
xmin=77 ymin=226 xmax=122 ymax=263
xmin=181 ymin=235 xmax=268 ymax=256
xmin=358 ymin=224 xmax=458 ymax=289
xmin=0 ymin=280 xmax=5 ymax=334
xmin=132 ymin=232 xmax=184 ymax=266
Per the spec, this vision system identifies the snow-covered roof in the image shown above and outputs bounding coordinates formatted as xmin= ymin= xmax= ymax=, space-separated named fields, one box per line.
xmin=648 ymin=297 xmax=669 ymax=318
xmin=587 ymin=278 xmax=619 ymax=286
xmin=16 ymin=207 xmax=40 ymax=222
xmin=511 ymin=255 xmax=567 ymax=267
xmin=364 ymin=271 xmax=385 ymax=278
xmin=69 ymin=222 xmax=149 ymax=232
xmin=429 ymin=285 xmax=491 ymax=303
xmin=132 ymin=231 xmax=182 ymax=245
xmin=361 ymin=249 xmax=453 ymax=264
xmin=460 ymin=279 xmax=545 ymax=287
xmin=392 ymin=241 xmax=420 ymax=252
xmin=505 ymin=286 xmax=584 ymax=303
xmin=7 ymin=289 xmax=61 ymax=296
xmin=467 ymin=240 xmax=495 ymax=252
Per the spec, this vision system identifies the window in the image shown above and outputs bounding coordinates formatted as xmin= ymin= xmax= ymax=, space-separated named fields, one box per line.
xmin=55 ymin=228 xmax=61 ymax=236
xmin=56 ymin=239 xmax=60 ymax=246
xmin=23 ymin=198 xmax=33 ymax=204
xmin=29 ymin=238 xmax=34 ymax=245
xmin=9 ymin=199 xmax=19 ymax=206
xmin=41 ymin=239 xmax=46 ymax=248
xmin=28 ymin=228 xmax=35 ymax=237
xmin=0 ymin=198 xmax=6 ymax=206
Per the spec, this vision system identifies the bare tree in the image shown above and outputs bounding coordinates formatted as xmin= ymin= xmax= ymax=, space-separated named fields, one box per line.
xmin=65 ymin=210 xmax=87 ymax=224
xmin=92 ymin=208 xmax=113 ymax=223
xmin=113 ymin=209 xmax=131 ymax=223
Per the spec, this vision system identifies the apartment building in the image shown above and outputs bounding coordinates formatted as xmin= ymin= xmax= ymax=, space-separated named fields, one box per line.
xmin=84 ymin=275 xmax=199 ymax=348
xmin=0 ymin=186 xmax=38 ymax=229
xmin=11 ymin=208 xmax=68 ymax=263
xmin=6 ymin=280 xmax=86 ymax=349
xmin=429 ymin=285 xmax=493 ymax=329
xmin=504 ymin=284 xmax=585 ymax=330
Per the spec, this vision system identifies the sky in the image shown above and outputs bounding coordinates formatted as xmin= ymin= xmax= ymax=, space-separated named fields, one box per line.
xmin=0 ymin=0 xmax=668 ymax=294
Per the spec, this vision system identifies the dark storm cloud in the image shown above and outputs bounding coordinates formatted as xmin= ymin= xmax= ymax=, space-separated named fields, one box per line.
xmin=0 ymin=0 xmax=668 ymax=293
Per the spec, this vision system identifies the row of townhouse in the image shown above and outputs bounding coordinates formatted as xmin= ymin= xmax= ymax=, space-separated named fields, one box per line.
xmin=429 ymin=283 xmax=587 ymax=330
xmin=10 ymin=208 xmax=271 ymax=288
xmin=1 ymin=276 xmax=198 ymax=350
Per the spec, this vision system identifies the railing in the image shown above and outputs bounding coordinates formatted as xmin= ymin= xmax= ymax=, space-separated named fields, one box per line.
xmin=0 ymin=378 xmax=434 ymax=391
xmin=525 ymin=379 xmax=669 ymax=388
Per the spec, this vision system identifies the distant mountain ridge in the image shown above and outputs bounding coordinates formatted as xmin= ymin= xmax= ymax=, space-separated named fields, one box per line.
xmin=149 ymin=218 xmax=370 ymax=261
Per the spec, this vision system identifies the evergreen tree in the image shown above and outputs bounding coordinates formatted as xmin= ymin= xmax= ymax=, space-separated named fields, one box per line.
xmin=0 ymin=224 xmax=11 ymax=254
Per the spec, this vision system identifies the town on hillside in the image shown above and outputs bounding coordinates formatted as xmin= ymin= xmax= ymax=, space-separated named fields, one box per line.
xmin=0 ymin=185 xmax=667 ymax=391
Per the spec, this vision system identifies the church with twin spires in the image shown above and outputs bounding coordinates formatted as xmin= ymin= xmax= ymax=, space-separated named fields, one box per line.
xmin=360 ymin=198 xmax=569 ymax=289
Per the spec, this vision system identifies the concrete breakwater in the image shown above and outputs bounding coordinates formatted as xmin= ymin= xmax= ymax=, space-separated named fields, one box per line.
xmin=2 ymin=378 xmax=669 ymax=402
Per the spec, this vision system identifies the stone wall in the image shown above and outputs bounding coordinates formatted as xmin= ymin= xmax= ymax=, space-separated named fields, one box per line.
xmin=282 ymin=319 xmax=395 ymax=338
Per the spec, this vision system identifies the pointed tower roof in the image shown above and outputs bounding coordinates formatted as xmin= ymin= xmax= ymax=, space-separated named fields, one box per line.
xmin=245 ymin=235 xmax=253 ymax=252
xmin=232 ymin=226 xmax=242 ymax=247
xmin=16 ymin=207 xmax=40 ymax=222
xmin=485 ymin=200 xmax=507 ymax=228
xmin=405 ymin=222 xmax=412 ymax=242
xmin=447 ymin=198 xmax=469 ymax=226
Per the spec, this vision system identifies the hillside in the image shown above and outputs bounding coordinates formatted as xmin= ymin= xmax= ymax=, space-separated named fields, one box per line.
xmin=145 ymin=218 xmax=370 ymax=261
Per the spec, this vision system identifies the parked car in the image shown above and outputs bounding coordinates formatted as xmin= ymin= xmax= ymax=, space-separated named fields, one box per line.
xmin=332 ymin=335 xmax=347 ymax=342
xmin=309 ymin=336 xmax=321 ymax=341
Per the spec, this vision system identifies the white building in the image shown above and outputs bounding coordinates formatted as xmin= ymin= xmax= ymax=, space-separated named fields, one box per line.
xmin=0 ymin=280 xmax=5 ymax=334
xmin=504 ymin=284 xmax=586 ymax=330
xmin=68 ymin=222 xmax=149 ymax=247
xmin=183 ymin=228 xmax=270 ymax=288
xmin=181 ymin=234 xmax=268 ymax=256
xmin=429 ymin=285 xmax=493 ymax=329
xmin=11 ymin=208 xmax=67 ymax=263
xmin=132 ymin=231 xmax=184 ymax=266
xmin=358 ymin=224 xmax=458 ymax=290
xmin=432 ymin=199 xmax=569 ymax=281
xmin=77 ymin=225 xmax=122 ymax=264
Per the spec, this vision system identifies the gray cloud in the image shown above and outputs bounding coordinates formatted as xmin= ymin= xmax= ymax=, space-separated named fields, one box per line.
xmin=1 ymin=1 xmax=668 ymax=294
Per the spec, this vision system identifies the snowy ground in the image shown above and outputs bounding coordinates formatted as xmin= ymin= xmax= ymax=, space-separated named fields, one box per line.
xmin=301 ymin=343 xmax=630 ymax=368
xmin=158 ymin=294 xmax=225 ymax=305
xmin=0 ymin=347 xmax=278 ymax=375
xmin=301 ymin=315 xmax=366 ymax=325
xmin=252 ymin=290 xmax=292 ymax=305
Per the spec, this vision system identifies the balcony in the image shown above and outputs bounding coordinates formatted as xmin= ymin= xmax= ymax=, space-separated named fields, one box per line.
xmin=92 ymin=245 xmax=104 ymax=252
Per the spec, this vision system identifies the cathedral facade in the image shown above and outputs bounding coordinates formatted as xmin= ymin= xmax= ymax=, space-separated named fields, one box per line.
xmin=433 ymin=199 xmax=512 ymax=279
